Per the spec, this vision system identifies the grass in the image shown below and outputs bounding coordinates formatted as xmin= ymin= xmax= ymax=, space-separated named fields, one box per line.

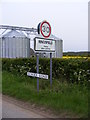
xmin=2 ymin=71 xmax=88 ymax=118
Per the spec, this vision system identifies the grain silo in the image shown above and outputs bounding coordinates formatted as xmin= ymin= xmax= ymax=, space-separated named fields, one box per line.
xmin=0 ymin=24 xmax=63 ymax=58
xmin=55 ymin=39 xmax=63 ymax=58
xmin=0 ymin=30 xmax=30 ymax=58
xmin=0 ymin=37 xmax=2 ymax=58
xmin=44 ymin=39 xmax=63 ymax=58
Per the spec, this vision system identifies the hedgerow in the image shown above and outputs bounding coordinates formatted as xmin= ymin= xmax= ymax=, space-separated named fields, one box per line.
xmin=2 ymin=58 xmax=90 ymax=85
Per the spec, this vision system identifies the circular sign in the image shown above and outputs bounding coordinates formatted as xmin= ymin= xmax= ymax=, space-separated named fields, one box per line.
xmin=40 ymin=21 xmax=51 ymax=38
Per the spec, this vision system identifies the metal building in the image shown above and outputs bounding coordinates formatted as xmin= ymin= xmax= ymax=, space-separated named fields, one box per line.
xmin=0 ymin=30 xmax=30 ymax=58
xmin=0 ymin=25 xmax=63 ymax=58
xmin=55 ymin=39 xmax=63 ymax=58
xmin=49 ymin=35 xmax=63 ymax=58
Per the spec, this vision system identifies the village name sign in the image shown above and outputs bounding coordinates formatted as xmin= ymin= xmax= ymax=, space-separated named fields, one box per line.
xmin=27 ymin=20 xmax=55 ymax=92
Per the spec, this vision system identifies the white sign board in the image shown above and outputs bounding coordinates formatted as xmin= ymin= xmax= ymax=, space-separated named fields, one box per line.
xmin=27 ymin=72 xmax=48 ymax=79
xmin=34 ymin=37 xmax=55 ymax=52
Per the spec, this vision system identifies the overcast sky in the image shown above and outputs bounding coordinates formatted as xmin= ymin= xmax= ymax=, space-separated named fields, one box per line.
xmin=0 ymin=0 xmax=89 ymax=52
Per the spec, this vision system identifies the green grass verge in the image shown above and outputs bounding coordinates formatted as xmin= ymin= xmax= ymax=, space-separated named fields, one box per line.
xmin=2 ymin=71 xmax=88 ymax=117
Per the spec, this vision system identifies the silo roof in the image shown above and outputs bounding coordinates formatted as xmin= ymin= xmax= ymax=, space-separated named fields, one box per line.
xmin=2 ymin=30 xmax=26 ymax=37
xmin=35 ymin=34 xmax=61 ymax=40
xmin=50 ymin=34 xmax=61 ymax=40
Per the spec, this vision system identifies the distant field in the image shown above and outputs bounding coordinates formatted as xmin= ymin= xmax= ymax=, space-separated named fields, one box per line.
xmin=63 ymin=51 xmax=90 ymax=57
xmin=63 ymin=56 xmax=89 ymax=59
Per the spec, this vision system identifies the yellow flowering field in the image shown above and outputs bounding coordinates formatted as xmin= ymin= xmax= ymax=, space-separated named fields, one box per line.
xmin=63 ymin=56 xmax=89 ymax=59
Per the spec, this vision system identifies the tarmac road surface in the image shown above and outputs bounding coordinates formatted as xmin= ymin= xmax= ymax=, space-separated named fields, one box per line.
xmin=2 ymin=95 xmax=78 ymax=119
xmin=0 ymin=94 xmax=2 ymax=119
xmin=2 ymin=100 xmax=45 ymax=118
xmin=2 ymin=95 xmax=56 ymax=118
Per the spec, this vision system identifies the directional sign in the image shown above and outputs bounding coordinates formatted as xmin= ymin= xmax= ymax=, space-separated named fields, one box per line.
xmin=27 ymin=72 xmax=48 ymax=79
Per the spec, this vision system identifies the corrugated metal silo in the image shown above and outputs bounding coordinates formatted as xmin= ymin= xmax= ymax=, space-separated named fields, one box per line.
xmin=55 ymin=39 xmax=63 ymax=58
xmin=42 ymin=35 xmax=63 ymax=58
xmin=0 ymin=38 xmax=2 ymax=58
xmin=45 ymin=39 xmax=63 ymax=58
xmin=1 ymin=30 xmax=30 ymax=58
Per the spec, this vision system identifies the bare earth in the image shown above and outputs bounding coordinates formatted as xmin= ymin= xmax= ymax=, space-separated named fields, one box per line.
xmin=2 ymin=95 xmax=59 ymax=118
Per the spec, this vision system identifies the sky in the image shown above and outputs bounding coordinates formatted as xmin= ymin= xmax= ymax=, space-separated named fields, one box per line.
xmin=0 ymin=0 xmax=89 ymax=52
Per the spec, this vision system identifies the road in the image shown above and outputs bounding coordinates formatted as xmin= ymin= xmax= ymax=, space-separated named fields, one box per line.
xmin=2 ymin=95 xmax=56 ymax=118
xmin=1 ymin=95 xmax=78 ymax=119
xmin=2 ymin=100 xmax=45 ymax=118
xmin=0 ymin=94 xmax=2 ymax=119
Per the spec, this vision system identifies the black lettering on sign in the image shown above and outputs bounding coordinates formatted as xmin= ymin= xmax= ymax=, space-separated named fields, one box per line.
xmin=42 ymin=26 xmax=50 ymax=33
xmin=38 ymin=40 xmax=53 ymax=45
xmin=42 ymin=26 xmax=46 ymax=32
xmin=46 ymin=27 xmax=50 ymax=33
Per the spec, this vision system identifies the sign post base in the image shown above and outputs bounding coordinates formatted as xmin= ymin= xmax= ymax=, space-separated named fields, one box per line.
xmin=50 ymin=53 xmax=52 ymax=87
xmin=37 ymin=54 xmax=39 ymax=93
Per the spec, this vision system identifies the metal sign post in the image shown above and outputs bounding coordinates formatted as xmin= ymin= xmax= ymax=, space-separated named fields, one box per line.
xmin=50 ymin=53 xmax=52 ymax=87
xmin=37 ymin=53 xmax=39 ymax=93
xmin=27 ymin=21 xmax=55 ymax=92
